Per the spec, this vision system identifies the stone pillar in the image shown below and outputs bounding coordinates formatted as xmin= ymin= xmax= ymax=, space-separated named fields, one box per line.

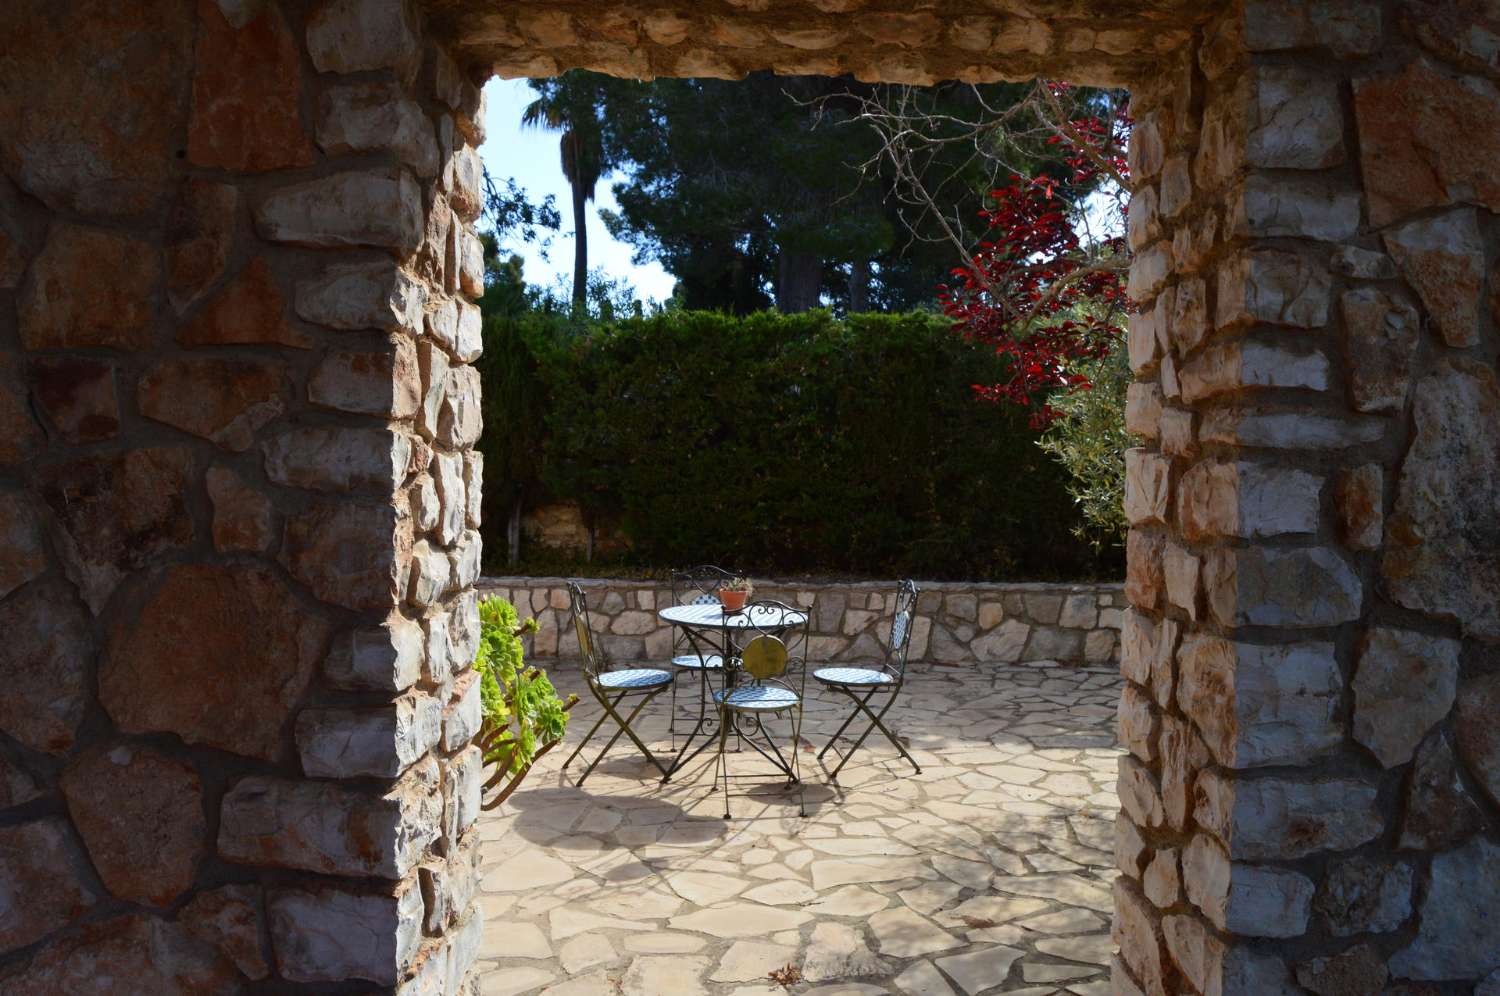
xmin=0 ymin=0 xmax=487 ymax=990
xmin=1115 ymin=1 xmax=1500 ymax=992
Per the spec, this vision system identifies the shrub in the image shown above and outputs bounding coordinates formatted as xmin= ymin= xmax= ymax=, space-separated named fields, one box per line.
xmin=1037 ymin=337 xmax=1130 ymax=551
xmin=472 ymin=597 xmax=575 ymax=809
xmin=480 ymin=309 xmax=1119 ymax=580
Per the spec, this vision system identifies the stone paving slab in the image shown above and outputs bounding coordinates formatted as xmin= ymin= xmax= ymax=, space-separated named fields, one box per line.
xmin=475 ymin=663 xmax=1122 ymax=995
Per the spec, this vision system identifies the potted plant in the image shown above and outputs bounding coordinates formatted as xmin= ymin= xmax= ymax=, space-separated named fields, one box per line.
xmin=718 ymin=577 xmax=754 ymax=612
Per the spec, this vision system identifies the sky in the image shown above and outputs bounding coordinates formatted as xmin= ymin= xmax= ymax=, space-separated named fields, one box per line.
xmin=478 ymin=78 xmax=677 ymax=305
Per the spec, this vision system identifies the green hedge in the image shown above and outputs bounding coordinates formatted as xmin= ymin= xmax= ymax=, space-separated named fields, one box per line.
xmin=478 ymin=310 xmax=1117 ymax=580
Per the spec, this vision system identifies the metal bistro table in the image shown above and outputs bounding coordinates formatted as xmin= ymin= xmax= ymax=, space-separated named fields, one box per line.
xmin=657 ymin=601 xmax=809 ymax=782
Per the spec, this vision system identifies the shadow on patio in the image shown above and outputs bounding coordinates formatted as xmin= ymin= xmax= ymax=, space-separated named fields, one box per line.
xmin=474 ymin=662 xmax=1123 ymax=996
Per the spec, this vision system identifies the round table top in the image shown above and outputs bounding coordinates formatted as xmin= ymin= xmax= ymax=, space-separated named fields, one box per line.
xmin=658 ymin=603 xmax=809 ymax=629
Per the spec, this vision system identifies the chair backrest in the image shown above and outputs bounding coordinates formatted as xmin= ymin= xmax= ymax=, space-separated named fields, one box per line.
xmin=732 ymin=600 xmax=809 ymax=695
xmin=566 ymin=581 xmax=602 ymax=681
xmin=887 ymin=580 xmax=920 ymax=679
xmin=671 ymin=565 xmax=737 ymax=606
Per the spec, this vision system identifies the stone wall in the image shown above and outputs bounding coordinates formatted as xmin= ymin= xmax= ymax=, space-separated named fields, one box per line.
xmin=424 ymin=0 xmax=1214 ymax=88
xmin=481 ymin=577 xmax=1126 ymax=667
xmin=1114 ymin=2 xmax=1500 ymax=993
xmin=0 ymin=0 xmax=487 ymax=990
xmin=6 ymin=0 xmax=1500 ymax=991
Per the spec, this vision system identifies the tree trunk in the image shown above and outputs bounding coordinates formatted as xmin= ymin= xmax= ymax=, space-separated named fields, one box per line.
xmin=849 ymin=259 xmax=871 ymax=314
xmin=571 ymin=171 xmax=589 ymax=309
xmin=776 ymin=250 xmax=822 ymax=313
xmin=507 ymin=496 xmax=523 ymax=566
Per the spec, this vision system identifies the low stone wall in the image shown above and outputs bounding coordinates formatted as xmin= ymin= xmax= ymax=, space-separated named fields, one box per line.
xmin=479 ymin=576 xmax=1125 ymax=667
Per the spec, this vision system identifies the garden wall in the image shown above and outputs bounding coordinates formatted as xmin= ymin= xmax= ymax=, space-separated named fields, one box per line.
xmin=479 ymin=576 xmax=1126 ymax=667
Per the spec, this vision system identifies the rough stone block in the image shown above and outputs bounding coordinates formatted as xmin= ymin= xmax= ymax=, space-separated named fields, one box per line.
xmin=1383 ymin=208 xmax=1484 ymax=348
xmin=1340 ymin=287 xmax=1419 ymax=414
xmin=1124 ymin=382 xmax=1163 ymax=439
xmin=180 ymin=884 xmax=271 ymax=981
xmin=1123 ymin=449 xmax=1171 ymax=526
xmin=1176 ymin=460 xmax=1321 ymax=541
xmin=1295 ymin=944 xmax=1387 ymax=996
xmin=1118 ymin=755 xmax=1165 ymax=829
xmin=27 ymin=357 xmax=119 ymax=443
xmin=296 ymin=694 xmax=442 ymax=778
xmin=206 ymin=466 xmax=275 ymax=553
xmin=434 ymin=451 xmax=466 ymax=546
xmin=1382 ymin=361 xmax=1500 ymax=639
xmin=449 ymin=528 xmax=482 ymax=593
xmin=1119 ymin=615 xmax=1152 ymax=698
xmin=1401 ymin=732 xmax=1483 ymax=851
xmin=1203 ymin=546 xmax=1361 ymax=629
xmin=443 ymin=746 xmax=483 ymax=845
xmin=316 ymin=81 xmax=438 ymax=178
xmin=264 ymin=426 xmax=410 ymax=495
xmin=188 ymin=0 xmax=312 ymax=171
xmin=306 ymin=0 xmax=422 ymax=81
xmin=60 ymin=743 xmax=205 ymax=908
xmin=1247 ymin=65 xmax=1345 ymax=169
xmin=179 ymin=256 xmax=310 ymax=348
xmin=0 ymin=818 xmax=97 ymax=951
xmin=1314 ymin=855 xmax=1413 ymax=938
xmin=101 ymin=563 xmax=325 ymax=762
xmin=1352 ymin=627 xmax=1460 ymax=769
xmin=1233 ymin=173 xmax=1358 ymax=241
xmin=1162 ymin=543 xmax=1199 ymax=620
xmin=1354 ymin=58 xmax=1500 ymax=227
xmin=1125 ymin=529 xmax=1165 ymax=612
xmin=18 ymin=223 xmax=158 ymax=350
xmin=0 ymin=491 xmax=47 ymax=602
xmin=269 ymin=881 xmax=424 ymax=985
xmin=438 ymin=364 xmax=482 ymax=448
xmin=1198 ymin=409 xmax=1385 ymax=450
xmin=256 ymin=169 xmax=423 ymax=253
xmin=442 ymin=671 xmax=482 ymax=752
xmin=409 ymin=540 xmax=453 ymax=609
xmin=297 ymin=259 xmax=425 ymax=334
xmin=138 ymin=357 xmax=286 ymax=451
xmin=1216 ymin=249 xmax=1331 ymax=331
xmin=1183 ymin=834 xmax=1312 ymax=938
xmin=0 ymin=913 xmax=240 ymax=992
xmin=1112 ymin=879 xmax=1166 ymax=996
xmin=219 ymin=772 xmax=439 ymax=879
xmin=1177 ymin=339 xmax=1329 ymax=402
xmin=1389 ymin=837 xmax=1500 ymax=980
xmin=462 ymin=451 xmax=484 ymax=528
xmin=325 ymin=615 xmax=426 ymax=692
xmin=1456 ymin=672 xmax=1500 ymax=810
xmin=1193 ymin=771 xmax=1383 ymax=861
xmin=309 ymin=339 xmax=422 ymax=421
xmin=1244 ymin=0 xmax=1382 ymax=54
xmin=1176 ymin=635 xmax=1341 ymax=768
xmin=281 ymin=501 xmax=405 ymax=613
xmin=1117 ymin=683 xmax=1158 ymax=763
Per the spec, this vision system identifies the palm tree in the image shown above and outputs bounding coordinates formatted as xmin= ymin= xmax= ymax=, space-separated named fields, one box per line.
xmin=522 ymin=74 xmax=606 ymax=310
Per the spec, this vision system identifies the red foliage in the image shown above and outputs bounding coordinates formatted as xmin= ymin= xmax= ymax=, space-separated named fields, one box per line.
xmin=939 ymin=85 xmax=1132 ymax=428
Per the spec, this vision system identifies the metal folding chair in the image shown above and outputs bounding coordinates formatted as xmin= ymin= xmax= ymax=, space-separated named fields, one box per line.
xmin=667 ymin=565 xmax=735 ymax=743
xmin=560 ymin=581 xmax=675 ymax=785
xmin=712 ymin=600 xmax=809 ymax=818
xmin=814 ymin=580 xmax=923 ymax=781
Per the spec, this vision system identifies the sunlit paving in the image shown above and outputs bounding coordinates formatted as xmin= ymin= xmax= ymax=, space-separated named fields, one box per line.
xmin=474 ymin=662 xmax=1122 ymax=996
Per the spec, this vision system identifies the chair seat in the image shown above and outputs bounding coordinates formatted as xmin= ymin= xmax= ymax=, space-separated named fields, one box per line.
xmin=714 ymin=685 xmax=800 ymax=711
xmin=672 ymin=653 xmax=725 ymax=670
xmin=597 ymin=668 xmax=674 ymax=691
xmin=814 ymin=667 xmax=895 ymax=687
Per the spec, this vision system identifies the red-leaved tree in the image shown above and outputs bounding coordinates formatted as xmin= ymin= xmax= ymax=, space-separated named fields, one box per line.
xmin=939 ymin=84 xmax=1132 ymax=428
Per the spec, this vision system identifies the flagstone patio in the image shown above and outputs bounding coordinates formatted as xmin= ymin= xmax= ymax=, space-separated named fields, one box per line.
xmin=474 ymin=663 xmax=1124 ymax=996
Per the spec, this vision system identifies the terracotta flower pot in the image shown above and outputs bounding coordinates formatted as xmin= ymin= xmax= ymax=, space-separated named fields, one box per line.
xmin=718 ymin=589 xmax=750 ymax=612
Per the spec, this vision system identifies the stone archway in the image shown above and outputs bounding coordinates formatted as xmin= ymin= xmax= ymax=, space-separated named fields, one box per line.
xmin=2 ymin=0 xmax=1499 ymax=993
